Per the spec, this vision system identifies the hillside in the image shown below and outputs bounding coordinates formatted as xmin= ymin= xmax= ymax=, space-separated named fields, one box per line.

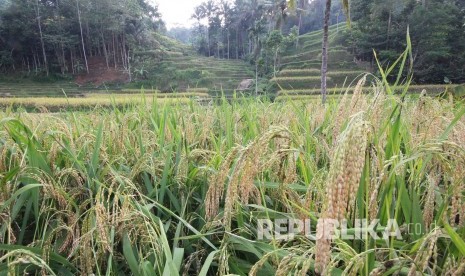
xmin=272 ymin=24 xmax=456 ymax=100
xmin=0 ymin=33 xmax=254 ymax=100
xmin=270 ymin=24 xmax=366 ymax=99
xmin=0 ymin=26 xmax=459 ymax=104
xmin=132 ymin=34 xmax=254 ymax=96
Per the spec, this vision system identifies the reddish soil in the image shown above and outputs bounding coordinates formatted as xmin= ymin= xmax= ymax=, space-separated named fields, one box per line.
xmin=75 ymin=56 xmax=130 ymax=87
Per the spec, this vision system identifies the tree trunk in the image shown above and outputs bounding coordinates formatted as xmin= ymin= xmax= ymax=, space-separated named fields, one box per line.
xmin=56 ymin=0 xmax=67 ymax=75
xmin=26 ymin=57 xmax=30 ymax=74
xmin=10 ymin=49 xmax=15 ymax=71
xmin=71 ymin=50 xmax=75 ymax=74
xmin=296 ymin=12 xmax=302 ymax=49
xmin=207 ymin=25 xmax=211 ymax=56
xmin=33 ymin=51 xmax=37 ymax=74
xmin=236 ymin=27 xmax=239 ymax=59
xmin=112 ymin=33 xmax=117 ymax=68
xmin=76 ymin=0 xmax=89 ymax=73
xmin=255 ymin=62 xmax=258 ymax=96
xmin=321 ymin=0 xmax=331 ymax=105
xmin=387 ymin=10 xmax=392 ymax=49
xmin=127 ymin=46 xmax=131 ymax=82
xmin=274 ymin=47 xmax=280 ymax=77
xmin=101 ymin=31 xmax=109 ymax=69
xmin=35 ymin=0 xmax=48 ymax=76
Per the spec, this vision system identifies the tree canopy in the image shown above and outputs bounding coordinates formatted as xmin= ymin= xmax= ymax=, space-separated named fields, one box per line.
xmin=350 ymin=0 xmax=465 ymax=83
xmin=0 ymin=0 xmax=164 ymax=76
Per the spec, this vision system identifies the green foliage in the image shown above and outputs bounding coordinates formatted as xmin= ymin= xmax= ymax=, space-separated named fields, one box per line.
xmin=0 ymin=0 xmax=164 ymax=75
xmin=350 ymin=0 xmax=465 ymax=84
xmin=1 ymin=81 xmax=465 ymax=274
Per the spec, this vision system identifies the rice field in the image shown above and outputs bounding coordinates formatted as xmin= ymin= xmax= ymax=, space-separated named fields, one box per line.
xmin=1 ymin=77 xmax=465 ymax=275
xmin=0 ymin=93 xmax=207 ymax=112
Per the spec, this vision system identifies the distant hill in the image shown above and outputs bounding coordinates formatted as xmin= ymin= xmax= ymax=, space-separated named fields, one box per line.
xmin=270 ymin=24 xmax=370 ymax=98
xmin=131 ymin=33 xmax=255 ymax=96
xmin=0 ymin=33 xmax=255 ymax=99
xmin=271 ymin=24 xmax=456 ymax=100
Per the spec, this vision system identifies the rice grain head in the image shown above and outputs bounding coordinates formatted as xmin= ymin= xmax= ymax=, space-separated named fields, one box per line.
xmin=315 ymin=114 xmax=370 ymax=274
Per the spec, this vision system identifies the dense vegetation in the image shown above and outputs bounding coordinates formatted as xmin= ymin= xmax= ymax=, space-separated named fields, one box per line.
xmin=0 ymin=0 xmax=164 ymax=76
xmin=181 ymin=0 xmax=465 ymax=84
xmin=1 ymin=73 xmax=465 ymax=275
xmin=184 ymin=0 xmax=348 ymax=79
xmin=1 ymin=0 xmax=464 ymax=88
xmin=1 ymin=1 xmax=465 ymax=275
xmin=349 ymin=0 xmax=465 ymax=84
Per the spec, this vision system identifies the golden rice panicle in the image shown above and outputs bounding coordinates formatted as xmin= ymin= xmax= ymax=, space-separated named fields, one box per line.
xmin=450 ymin=164 xmax=464 ymax=226
xmin=175 ymin=153 xmax=189 ymax=183
xmin=333 ymin=98 xmax=349 ymax=141
xmin=95 ymin=202 xmax=111 ymax=252
xmin=408 ymin=230 xmax=439 ymax=276
xmin=249 ymin=251 xmax=276 ymax=276
xmin=349 ymin=75 xmax=367 ymax=113
xmin=79 ymin=214 xmax=94 ymax=275
xmin=333 ymin=75 xmax=367 ymax=142
xmin=315 ymin=114 xmax=370 ymax=274
xmin=346 ymin=119 xmax=370 ymax=215
xmin=0 ymin=144 xmax=8 ymax=173
xmin=423 ymin=173 xmax=439 ymax=229
xmin=368 ymin=146 xmax=384 ymax=220
xmin=314 ymin=217 xmax=334 ymax=274
xmin=452 ymin=259 xmax=465 ymax=276
xmin=223 ymin=126 xmax=291 ymax=230
xmin=205 ymin=146 xmax=241 ymax=221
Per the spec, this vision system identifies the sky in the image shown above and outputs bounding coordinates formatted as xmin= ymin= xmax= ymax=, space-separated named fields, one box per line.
xmin=152 ymin=0 xmax=205 ymax=29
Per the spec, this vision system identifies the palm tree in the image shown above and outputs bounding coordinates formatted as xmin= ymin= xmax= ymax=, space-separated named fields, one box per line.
xmin=192 ymin=6 xmax=206 ymax=51
xmin=289 ymin=0 xmax=349 ymax=104
xmin=321 ymin=0 xmax=349 ymax=104
xmin=202 ymin=0 xmax=218 ymax=57
xmin=320 ymin=0 xmax=332 ymax=104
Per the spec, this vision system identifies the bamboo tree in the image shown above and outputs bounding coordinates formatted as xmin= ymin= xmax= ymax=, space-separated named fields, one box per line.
xmin=35 ymin=0 xmax=48 ymax=76
xmin=76 ymin=0 xmax=89 ymax=73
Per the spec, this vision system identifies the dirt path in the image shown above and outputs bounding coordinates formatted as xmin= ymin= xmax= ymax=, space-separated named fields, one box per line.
xmin=75 ymin=56 xmax=129 ymax=87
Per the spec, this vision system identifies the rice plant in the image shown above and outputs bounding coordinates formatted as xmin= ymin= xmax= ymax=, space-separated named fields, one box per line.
xmin=1 ymin=47 xmax=465 ymax=275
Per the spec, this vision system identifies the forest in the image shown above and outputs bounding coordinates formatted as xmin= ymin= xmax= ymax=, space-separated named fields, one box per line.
xmin=0 ymin=0 xmax=164 ymax=76
xmin=1 ymin=0 xmax=464 ymax=84
xmin=180 ymin=0 xmax=465 ymax=84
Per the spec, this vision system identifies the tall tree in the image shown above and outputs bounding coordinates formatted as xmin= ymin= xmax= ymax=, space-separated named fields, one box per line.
xmin=35 ymin=0 xmax=48 ymax=76
xmin=320 ymin=0 xmax=332 ymax=104
xmin=76 ymin=0 xmax=88 ymax=73
xmin=350 ymin=0 xmax=465 ymax=84
xmin=321 ymin=0 xmax=349 ymax=104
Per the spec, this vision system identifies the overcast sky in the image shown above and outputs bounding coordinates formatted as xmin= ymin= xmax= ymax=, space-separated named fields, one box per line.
xmin=152 ymin=0 xmax=205 ymax=29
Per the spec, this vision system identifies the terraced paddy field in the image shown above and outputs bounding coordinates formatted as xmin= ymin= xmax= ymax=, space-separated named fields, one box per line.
xmin=271 ymin=26 xmax=371 ymax=98
xmin=1 ymin=83 xmax=465 ymax=275
xmin=270 ymin=24 xmax=458 ymax=100
xmin=133 ymin=36 xmax=255 ymax=97
xmin=0 ymin=36 xmax=255 ymax=100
